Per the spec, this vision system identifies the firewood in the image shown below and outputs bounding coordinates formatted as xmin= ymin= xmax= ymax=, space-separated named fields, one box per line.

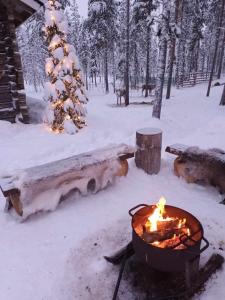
xmin=142 ymin=227 xmax=185 ymax=244
xmin=104 ymin=242 xmax=134 ymax=265
xmin=155 ymin=219 xmax=181 ymax=231
xmin=187 ymin=254 xmax=224 ymax=298
xmin=158 ymin=236 xmax=185 ymax=249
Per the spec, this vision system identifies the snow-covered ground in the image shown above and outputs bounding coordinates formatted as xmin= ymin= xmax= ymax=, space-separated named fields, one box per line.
xmin=0 ymin=83 xmax=225 ymax=299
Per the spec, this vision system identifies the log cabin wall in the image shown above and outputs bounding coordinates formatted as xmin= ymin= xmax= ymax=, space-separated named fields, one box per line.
xmin=0 ymin=0 xmax=35 ymax=123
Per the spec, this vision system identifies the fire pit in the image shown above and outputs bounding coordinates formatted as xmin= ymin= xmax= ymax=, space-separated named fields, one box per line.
xmin=104 ymin=198 xmax=218 ymax=300
xmin=129 ymin=197 xmax=208 ymax=272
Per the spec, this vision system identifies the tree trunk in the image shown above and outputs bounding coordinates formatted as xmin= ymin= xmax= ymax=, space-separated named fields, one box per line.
xmin=153 ymin=26 xmax=168 ymax=119
xmin=217 ymin=31 xmax=225 ymax=79
xmin=166 ymin=0 xmax=179 ymax=99
xmin=220 ymin=84 xmax=225 ymax=105
xmin=135 ymin=128 xmax=162 ymax=175
xmin=206 ymin=0 xmax=225 ymax=97
xmin=134 ymin=43 xmax=139 ymax=89
xmin=104 ymin=47 xmax=109 ymax=94
xmin=94 ymin=72 xmax=97 ymax=87
xmin=145 ymin=27 xmax=151 ymax=97
xmin=125 ymin=0 xmax=130 ymax=106
xmin=175 ymin=0 xmax=184 ymax=87
xmin=112 ymin=43 xmax=116 ymax=93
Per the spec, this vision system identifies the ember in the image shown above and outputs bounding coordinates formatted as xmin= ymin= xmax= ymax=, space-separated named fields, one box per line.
xmin=135 ymin=197 xmax=192 ymax=249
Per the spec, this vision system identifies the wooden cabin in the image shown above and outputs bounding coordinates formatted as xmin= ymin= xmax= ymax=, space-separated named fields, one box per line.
xmin=0 ymin=0 xmax=44 ymax=123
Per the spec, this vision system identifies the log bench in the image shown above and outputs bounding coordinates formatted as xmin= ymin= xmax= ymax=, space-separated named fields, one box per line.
xmin=166 ymin=144 xmax=225 ymax=195
xmin=0 ymin=144 xmax=135 ymax=219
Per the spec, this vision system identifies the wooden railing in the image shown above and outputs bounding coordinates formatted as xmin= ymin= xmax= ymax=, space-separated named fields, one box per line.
xmin=175 ymin=72 xmax=212 ymax=87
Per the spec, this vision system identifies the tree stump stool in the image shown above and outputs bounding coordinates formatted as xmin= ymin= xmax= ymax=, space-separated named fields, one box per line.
xmin=135 ymin=128 xmax=162 ymax=175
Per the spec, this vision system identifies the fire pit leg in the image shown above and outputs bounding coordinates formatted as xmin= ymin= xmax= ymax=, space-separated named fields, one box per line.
xmin=112 ymin=254 xmax=127 ymax=300
xmin=185 ymin=257 xmax=200 ymax=290
xmin=111 ymin=244 xmax=132 ymax=300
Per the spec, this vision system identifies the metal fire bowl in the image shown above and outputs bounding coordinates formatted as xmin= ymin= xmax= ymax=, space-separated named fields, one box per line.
xmin=129 ymin=204 xmax=209 ymax=273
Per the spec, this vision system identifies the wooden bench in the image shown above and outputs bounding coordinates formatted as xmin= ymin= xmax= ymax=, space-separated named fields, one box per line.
xmin=0 ymin=144 xmax=135 ymax=219
xmin=166 ymin=144 xmax=225 ymax=194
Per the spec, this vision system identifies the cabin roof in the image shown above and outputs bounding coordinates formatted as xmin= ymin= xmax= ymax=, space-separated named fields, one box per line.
xmin=13 ymin=0 xmax=45 ymax=26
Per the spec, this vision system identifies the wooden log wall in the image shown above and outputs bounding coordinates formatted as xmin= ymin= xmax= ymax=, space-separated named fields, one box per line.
xmin=0 ymin=0 xmax=29 ymax=123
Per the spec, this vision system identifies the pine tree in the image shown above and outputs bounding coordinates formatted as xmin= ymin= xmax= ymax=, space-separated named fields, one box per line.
xmin=87 ymin=0 xmax=117 ymax=93
xmin=206 ymin=0 xmax=225 ymax=96
xmin=79 ymin=22 xmax=91 ymax=90
xmin=133 ymin=0 xmax=155 ymax=97
xmin=67 ymin=0 xmax=81 ymax=53
xmin=43 ymin=0 xmax=88 ymax=134
xmin=125 ymin=0 xmax=131 ymax=105
xmin=166 ymin=0 xmax=180 ymax=99
xmin=152 ymin=0 xmax=171 ymax=119
xmin=17 ymin=9 xmax=47 ymax=90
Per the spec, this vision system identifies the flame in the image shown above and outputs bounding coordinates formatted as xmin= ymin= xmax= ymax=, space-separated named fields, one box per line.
xmin=178 ymin=218 xmax=186 ymax=228
xmin=148 ymin=196 xmax=172 ymax=231
xmin=139 ymin=197 xmax=192 ymax=249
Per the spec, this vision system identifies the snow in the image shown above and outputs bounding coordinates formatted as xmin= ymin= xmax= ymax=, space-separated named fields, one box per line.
xmin=52 ymin=47 xmax=64 ymax=60
xmin=0 ymin=83 xmax=225 ymax=299
xmin=64 ymin=118 xmax=77 ymax=134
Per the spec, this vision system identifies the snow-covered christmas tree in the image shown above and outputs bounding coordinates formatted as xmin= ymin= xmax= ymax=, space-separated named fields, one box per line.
xmin=43 ymin=0 xmax=88 ymax=134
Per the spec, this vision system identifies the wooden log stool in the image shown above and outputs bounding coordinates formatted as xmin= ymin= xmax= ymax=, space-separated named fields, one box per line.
xmin=135 ymin=128 xmax=162 ymax=175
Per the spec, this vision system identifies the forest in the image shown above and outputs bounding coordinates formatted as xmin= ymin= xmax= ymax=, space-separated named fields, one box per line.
xmin=0 ymin=1 xmax=225 ymax=299
xmin=18 ymin=0 xmax=225 ymax=119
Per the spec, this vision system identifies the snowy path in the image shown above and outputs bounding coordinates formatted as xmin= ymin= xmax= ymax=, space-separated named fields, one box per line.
xmin=0 ymin=84 xmax=225 ymax=299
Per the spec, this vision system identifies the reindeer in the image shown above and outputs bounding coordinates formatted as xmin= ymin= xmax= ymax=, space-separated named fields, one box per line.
xmin=142 ymin=84 xmax=156 ymax=96
xmin=115 ymin=88 xmax=126 ymax=106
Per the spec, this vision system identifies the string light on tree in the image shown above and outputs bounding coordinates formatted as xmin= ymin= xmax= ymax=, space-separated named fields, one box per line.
xmin=43 ymin=0 xmax=88 ymax=134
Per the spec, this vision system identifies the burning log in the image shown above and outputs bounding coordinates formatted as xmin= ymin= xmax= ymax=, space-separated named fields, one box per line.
xmin=146 ymin=218 xmax=183 ymax=232
xmin=142 ymin=227 xmax=186 ymax=245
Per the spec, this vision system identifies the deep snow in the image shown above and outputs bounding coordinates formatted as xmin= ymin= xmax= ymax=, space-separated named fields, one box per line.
xmin=0 ymin=83 xmax=225 ymax=300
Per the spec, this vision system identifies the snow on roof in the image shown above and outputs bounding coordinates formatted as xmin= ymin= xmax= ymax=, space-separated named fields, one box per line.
xmin=20 ymin=0 xmax=45 ymax=11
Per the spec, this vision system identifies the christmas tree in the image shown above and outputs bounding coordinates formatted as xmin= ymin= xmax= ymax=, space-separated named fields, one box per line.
xmin=43 ymin=0 xmax=88 ymax=134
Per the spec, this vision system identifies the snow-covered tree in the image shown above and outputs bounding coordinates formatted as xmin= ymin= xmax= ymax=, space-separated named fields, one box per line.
xmin=133 ymin=0 xmax=156 ymax=97
xmin=43 ymin=0 xmax=88 ymax=134
xmin=67 ymin=0 xmax=81 ymax=53
xmin=17 ymin=9 xmax=47 ymax=90
xmin=152 ymin=0 xmax=171 ymax=119
xmin=87 ymin=0 xmax=117 ymax=93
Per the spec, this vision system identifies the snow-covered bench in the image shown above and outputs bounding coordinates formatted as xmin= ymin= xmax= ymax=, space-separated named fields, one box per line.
xmin=0 ymin=144 xmax=135 ymax=219
xmin=166 ymin=144 xmax=225 ymax=195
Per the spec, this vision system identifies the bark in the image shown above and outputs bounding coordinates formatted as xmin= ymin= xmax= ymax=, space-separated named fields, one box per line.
xmin=135 ymin=128 xmax=162 ymax=174
xmin=112 ymin=43 xmax=116 ymax=93
xmin=152 ymin=37 xmax=168 ymax=119
xmin=104 ymin=47 xmax=109 ymax=93
xmin=187 ymin=254 xmax=224 ymax=298
xmin=206 ymin=0 xmax=225 ymax=97
xmin=175 ymin=0 xmax=184 ymax=87
xmin=134 ymin=43 xmax=139 ymax=89
xmin=217 ymin=31 xmax=225 ymax=79
xmin=94 ymin=72 xmax=96 ymax=87
xmin=2 ymin=144 xmax=135 ymax=218
xmin=125 ymin=0 xmax=130 ymax=106
xmin=142 ymin=227 xmax=185 ymax=244
xmin=166 ymin=0 xmax=180 ymax=99
xmin=145 ymin=27 xmax=151 ymax=97
xmin=220 ymin=84 xmax=225 ymax=105
xmin=85 ymin=65 xmax=88 ymax=91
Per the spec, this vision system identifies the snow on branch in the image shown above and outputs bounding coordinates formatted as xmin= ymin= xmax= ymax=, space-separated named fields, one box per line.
xmin=43 ymin=0 xmax=88 ymax=134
